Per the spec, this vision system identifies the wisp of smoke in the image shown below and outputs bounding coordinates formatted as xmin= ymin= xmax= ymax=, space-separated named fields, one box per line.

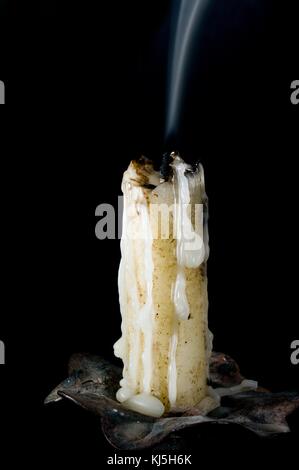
xmin=166 ymin=0 xmax=208 ymax=140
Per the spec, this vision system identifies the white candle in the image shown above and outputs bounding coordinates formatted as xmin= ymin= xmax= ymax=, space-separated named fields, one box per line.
xmin=114 ymin=154 xmax=212 ymax=416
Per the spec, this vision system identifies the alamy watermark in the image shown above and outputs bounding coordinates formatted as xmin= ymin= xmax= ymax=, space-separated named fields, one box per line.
xmin=0 ymin=81 xmax=5 ymax=104
xmin=95 ymin=198 xmax=204 ymax=251
xmin=290 ymin=80 xmax=299 ymax=105
xmin=290 ymin=340 xmax=299 ymax=365
xmin=0 ymin=340 xmax=5 ymax=365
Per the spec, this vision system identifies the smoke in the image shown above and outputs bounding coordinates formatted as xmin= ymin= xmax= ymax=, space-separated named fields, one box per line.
xmin=166 ymin=0 xmax=208 ymax=140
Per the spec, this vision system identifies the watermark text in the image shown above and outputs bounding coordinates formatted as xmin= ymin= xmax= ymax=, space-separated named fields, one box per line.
xmin=290 ymin=339 xmax=299 ymax=365
xmin=0 ymin=340 xmax=5 ymax=365
xmin=290 ymin=80 xmax=299 ymax=105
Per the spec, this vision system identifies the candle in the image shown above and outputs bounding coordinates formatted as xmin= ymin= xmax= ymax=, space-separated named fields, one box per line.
xmin=114 ymin=154 xmax=212 ymax=417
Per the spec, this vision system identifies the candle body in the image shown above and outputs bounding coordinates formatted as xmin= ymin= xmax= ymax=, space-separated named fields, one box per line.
xmin=114 ymin=157 xmax=212 ymax=413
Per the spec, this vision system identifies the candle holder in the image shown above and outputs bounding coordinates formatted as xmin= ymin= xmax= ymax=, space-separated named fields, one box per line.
xmin=45 ymin=352 xmax=299 ymax=450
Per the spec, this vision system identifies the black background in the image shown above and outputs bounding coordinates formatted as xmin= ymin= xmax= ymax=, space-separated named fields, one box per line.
xmin=0 ymin=0 xmax=298 ymax=467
